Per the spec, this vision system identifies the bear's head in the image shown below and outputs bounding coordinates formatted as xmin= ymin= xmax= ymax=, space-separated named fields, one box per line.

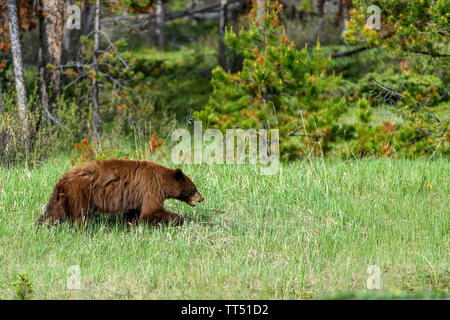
xmin=173 ymin=168 xmax=204 ymax=207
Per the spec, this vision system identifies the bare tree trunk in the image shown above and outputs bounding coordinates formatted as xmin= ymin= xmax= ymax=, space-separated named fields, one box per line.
xmin=338 ymin=0 xmax=352 ymax=32
xmin=91 ymin=0 xmax=101 ymax=141
xmin=63 ymin=0 xmax=74 ymax=54
xmin=0 ymin=76 xmax=3 ymax=111
xmin=0 ymin=0 xmax=3 ymax=111
xmin=155 ymin=0 xmax=165 ymax=50
xmin=307 ymin=0 xmax=325 ymax=46
xmin=308 ymin=16 xmax=324 ymax=46
xmin=63 ymin=28 xmax=71 ymax=53
xmin=318 ymin=0 xmax=326 ymax=17
xmin=218 ymin=0 xmax=228 ymax=69
xmin=81 ymin=0 xmax=95 ymax=35
xmin=256 ymin=0 xmax=265 ymax=26
xmin=38 ymin=47 xmax=49 ymax=130
xmin=38 ymin=0 xmax=64 ymax=119
xmin=6 ymin=0 xmax=31 ymax=150
xmin=255 ymin=0 xmax=266 ymax=105
xmin=70 ymin=0 xmax=93 ymax=57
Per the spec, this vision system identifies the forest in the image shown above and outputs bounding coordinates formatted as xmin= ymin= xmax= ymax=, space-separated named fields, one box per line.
xmin=0 ymin=0 xmax=448 ymax=164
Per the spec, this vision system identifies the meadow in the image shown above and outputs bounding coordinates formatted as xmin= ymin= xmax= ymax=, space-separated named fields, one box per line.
xmin=0 ymin=157 xmax=448 ymax=299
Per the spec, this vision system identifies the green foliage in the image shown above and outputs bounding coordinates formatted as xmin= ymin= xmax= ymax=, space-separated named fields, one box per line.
xmin=62 ymin=32 xmax=187 ymax=149
xmin=105 ymin=0 xmax=154 ymax=13
xmin=195 ymin=0 xmax=347 ymax=160
xmin=0 ymin=93 xmax=56 ymax=167
xmin=129 ymin=46 xmax=214 ymax=122
xmin=2 ymin=0 xmax=446 ymax=163
xmin=348 ymin=120 xmax=399 ymax=158
xmin=53 ymin=97 xmax=91 ymax=145
xmin=344 ymin=69 xmax=449 ymax=158
xmin=68 ymin=105 xmax=175 ymax=166
xmin=344 ymin=0 xmax=449 ymax=158
xmin=345 ymin=0 xmax=449 ymax=56
xmin=371 ymin=71 xmax=448 ymax=156
xmin=298 ymin=0 xmax=312 ymax=12
xmin=70 ymin=139 xmax=105 ymax=166
xmin=62 ymin=35 xmax=136 ymax=137
xmin=356 ymin=96 xmax=372 ymax=123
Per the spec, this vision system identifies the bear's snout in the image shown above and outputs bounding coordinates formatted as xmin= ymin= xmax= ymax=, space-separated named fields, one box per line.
xmin=193 ymin=191 xmax=204 ymax=203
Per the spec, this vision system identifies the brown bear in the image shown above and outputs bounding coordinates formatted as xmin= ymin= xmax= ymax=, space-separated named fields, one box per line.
xmin=38 ymin=159 xmax=203 ymax=227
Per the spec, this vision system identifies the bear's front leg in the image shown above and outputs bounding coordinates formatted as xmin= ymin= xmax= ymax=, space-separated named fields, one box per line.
xmin=140 ymin=199 xmax=184 ymax=226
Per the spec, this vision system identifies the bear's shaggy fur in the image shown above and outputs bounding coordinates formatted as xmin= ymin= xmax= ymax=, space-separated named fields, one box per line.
xmin=38 ymin=159 xmax=203 ymax=227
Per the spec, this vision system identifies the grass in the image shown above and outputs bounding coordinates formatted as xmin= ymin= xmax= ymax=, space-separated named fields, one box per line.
xmin=0 ymin=157 xmax=448 ymax=299
xmin=129 ymin=42 xmax=215 ymax=122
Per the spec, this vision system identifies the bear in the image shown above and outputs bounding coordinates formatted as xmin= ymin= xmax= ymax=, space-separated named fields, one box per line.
xmin=38 ymin=159 xmax=203 ymax=227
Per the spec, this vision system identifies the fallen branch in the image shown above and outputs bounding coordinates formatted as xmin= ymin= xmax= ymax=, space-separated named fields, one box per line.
xmin=100 ymin=31 xmax=129 ymax=70
xmin=331 ymin=33 xmax=395 ymax=59
xmin=42 ymin=108 xmax=75 ymax=137
xmin=288 ymin=125 xmax=303 ymax=136
xmin=408 ymin=50 xmax=450 ymax=58
xmin=291 ymin=133 xmax=325 ymax=137
xmin=331 ymin=46 xmax=370 ymax=58
xmin=371 ymin=80 xmax=404 ymax=98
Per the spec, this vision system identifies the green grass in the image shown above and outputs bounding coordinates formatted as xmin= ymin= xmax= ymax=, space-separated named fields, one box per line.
xmin=0 ymin=158 xmax=448 ymax=299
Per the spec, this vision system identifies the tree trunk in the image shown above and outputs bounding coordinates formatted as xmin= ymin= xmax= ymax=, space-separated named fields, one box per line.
xmin=155 ymin=0 xmax=165 ymax=50
xmin=70 ymin=0 xmax=93 ymax=59
xmin=0 ymin=75 xmax=3 ymax=111
xmin=307 ymin=0 xmax=325 ymax=46
xmin=338 ymin=0 xmax=352 ymax=32
xmin=317 ymin=0 xmax=326 ymax=17
xmin=218 ymin=0 xmax=228 ymax=69
xmin=81 ymin=0 xmax=94 ymax=35
xmin=6 ymin=0 xmax=31 ymax=150
xmin=63 ymin=0 xmax=74 ymax=54
xmin=38 ymin=0 xmax=64 ymax=118
xmin=91 ymin=0 xmax=101 ymax=141
xmin=38 ymin=47 xmax=49 ymax=130
xmin=256 ymin=0 xmax=265 ymax=27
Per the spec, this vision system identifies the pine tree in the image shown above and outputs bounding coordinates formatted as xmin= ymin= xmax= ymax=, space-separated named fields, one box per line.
xmin=195 ymin=0 xmax=347 ymax=160
xmin=345 ymin=0 xmax=449 ymax=156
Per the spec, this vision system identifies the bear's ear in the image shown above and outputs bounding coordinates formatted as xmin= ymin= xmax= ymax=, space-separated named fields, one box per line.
xmin=174 ymin=168 xmax=184 ymax=181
